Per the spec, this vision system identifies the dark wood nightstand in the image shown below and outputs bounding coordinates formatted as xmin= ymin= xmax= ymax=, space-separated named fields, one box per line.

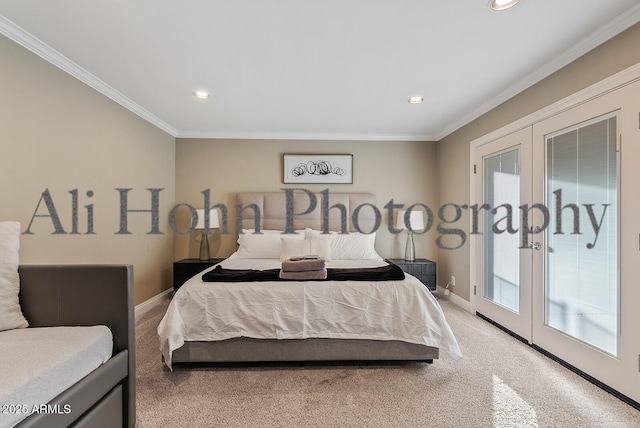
xmin=173 ymin=258 xmax=225 ymax=291
xmin=387 ymin=258 xmax=436 ymax=291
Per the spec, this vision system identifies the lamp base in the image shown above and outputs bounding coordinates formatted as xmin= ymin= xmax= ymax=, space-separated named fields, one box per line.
xmin=404 ymin=231 xmax=416 ymax=262
xmin=199 ymin=230 xmax=210 ymax=261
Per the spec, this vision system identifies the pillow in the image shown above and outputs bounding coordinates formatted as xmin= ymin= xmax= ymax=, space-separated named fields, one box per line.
xmin=242 ymin=229 xmax=287 ymax=235
xmin=242 ymin=229 xmax=306 ymax=236
xmin=0 ymin=221 xmax=28 ymax=331
xmin=310 ymin=239 xmax=331 ymax=261
xmin=236 ymin=231 xmax=305 ymax=259
xmin=306 ymin=230 xmax=383 ymax=260
xmin=280 ymin=238 xmax=331 ymax=261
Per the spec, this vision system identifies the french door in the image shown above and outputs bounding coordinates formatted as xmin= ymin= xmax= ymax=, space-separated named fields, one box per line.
xmin=475 ymin=127 xmax=532 ymax=341
xmin=530 ymin=86 xmax=633 ymax=402
xmin=473 ymin=79 xmax=640 ymax=404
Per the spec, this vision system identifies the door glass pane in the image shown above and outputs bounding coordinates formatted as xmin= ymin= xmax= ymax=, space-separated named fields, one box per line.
xmin=546 ymin=116 xmax=617 ymax=355
xmin=483 ymin=148 xmax=520 ymax=313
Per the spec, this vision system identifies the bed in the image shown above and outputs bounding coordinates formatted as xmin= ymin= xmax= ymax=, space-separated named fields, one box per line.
xmin=158 ymin=192 xmax=461 ymax=368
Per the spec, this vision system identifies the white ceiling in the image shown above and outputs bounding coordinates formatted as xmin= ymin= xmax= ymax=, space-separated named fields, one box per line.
xmin=1 ymin=1 xmax=639 ymax=141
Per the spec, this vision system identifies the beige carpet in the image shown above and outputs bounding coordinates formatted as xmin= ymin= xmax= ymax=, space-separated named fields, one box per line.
xmin=135 ymin=297 xmax=640 ymax=427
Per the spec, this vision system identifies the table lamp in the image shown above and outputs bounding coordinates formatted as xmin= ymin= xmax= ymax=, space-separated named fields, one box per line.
xmin=196 ymin=209 xmax=220 ymax=260
xmin=396 ymin=210 xmax=424 ymax=262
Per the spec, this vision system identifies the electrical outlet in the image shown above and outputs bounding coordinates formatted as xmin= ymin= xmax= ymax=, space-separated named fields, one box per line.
xmin=451 ymin=275 xmax=456 ymax=287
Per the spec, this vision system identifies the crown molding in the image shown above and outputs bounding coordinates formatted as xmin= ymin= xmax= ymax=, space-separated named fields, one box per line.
xmin=435 ymin=2 xmax=640 ymax=141
xmin=175 ymin=130 xmax=437 ymax=142
xmin=3 ymin=3 xmax=638 ymax=143
xmin=0 ymin=13 xmax=431 ymax=143
xmin=470 ymin=61 xmax=640 ymax=149
xmin=0 ymin=14 xmax=179 ymax=137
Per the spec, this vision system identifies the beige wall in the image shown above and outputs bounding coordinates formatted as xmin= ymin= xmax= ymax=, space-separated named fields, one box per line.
xmin=175 ymin=139 xmax=438 ymax=263
xmin=0 ymin=35 xmax=176 ymax=305
xmin=437 ymin=22 xmax=640 ymax=301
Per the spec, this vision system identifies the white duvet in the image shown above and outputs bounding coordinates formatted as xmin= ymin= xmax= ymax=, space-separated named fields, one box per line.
xmin=158 ymin=257 xmax=461 ymax=368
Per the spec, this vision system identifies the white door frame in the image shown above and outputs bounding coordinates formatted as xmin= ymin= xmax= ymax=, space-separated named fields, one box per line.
xmin=470 ymin=64 xmax=640 ymax=405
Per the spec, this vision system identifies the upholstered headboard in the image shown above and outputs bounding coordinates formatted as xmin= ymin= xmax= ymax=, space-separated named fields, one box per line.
xmin=236 ymin=191 xmax=377 ymax=232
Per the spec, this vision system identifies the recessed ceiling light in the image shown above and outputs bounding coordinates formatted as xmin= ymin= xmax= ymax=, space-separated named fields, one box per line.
xmin=193 ymin=90 xmax=210 ymax=99
xmin=489 ymin=0 xmax=520 ymax=11
xmin=408 ymin=96 xmax=424 ymax=104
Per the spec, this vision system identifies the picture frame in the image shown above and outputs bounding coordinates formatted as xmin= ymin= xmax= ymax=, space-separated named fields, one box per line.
xmin=283 ymin=154 xmax=353 ymax=184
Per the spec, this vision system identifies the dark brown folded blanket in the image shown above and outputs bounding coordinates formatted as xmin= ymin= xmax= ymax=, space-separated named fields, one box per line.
xmin=281 ymin=258 xmax=326 ymax=272
xmin=202 ymin=262 xmax=405 ymax=282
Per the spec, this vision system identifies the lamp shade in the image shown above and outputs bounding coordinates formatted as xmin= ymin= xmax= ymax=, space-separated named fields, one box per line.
xmin=396 ymin=210 xmax=425 ymax=231
xmin=195 ymin=209 xmax=220 ymax=230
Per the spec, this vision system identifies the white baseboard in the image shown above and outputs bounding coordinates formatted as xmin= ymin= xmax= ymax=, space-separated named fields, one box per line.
xmin=436 ymin=285 xmax=471 ymax=313
xmin=135 ymin=288 xmax=172 ymax=319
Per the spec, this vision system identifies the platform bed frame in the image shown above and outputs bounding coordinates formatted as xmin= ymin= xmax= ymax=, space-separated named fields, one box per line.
xmin=17 ymin=265 xmax=135 ymax=428
xmin=172 ymin=338 xmax=438 ymax=365
xmin=170 ymin=191 xmax=440 ymax=366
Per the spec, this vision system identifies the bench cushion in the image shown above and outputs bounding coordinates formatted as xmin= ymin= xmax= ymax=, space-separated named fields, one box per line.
xmin=0 ymin=326 xmax=112 ymax=427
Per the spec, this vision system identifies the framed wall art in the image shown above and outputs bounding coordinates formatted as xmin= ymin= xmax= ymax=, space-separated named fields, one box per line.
xmin=283 ymin=154 xmax=353 ymax=184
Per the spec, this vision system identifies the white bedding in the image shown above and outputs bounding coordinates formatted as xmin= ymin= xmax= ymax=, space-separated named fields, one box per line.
xmin=158 ymin=256 xmax=461 ymax=367
xmin=0 ymin=326 xmax=112 ymax=428
xmin=158 ymin=257 xmax=461 ymax=368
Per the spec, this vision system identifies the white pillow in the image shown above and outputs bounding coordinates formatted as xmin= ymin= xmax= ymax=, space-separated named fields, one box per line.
xmin=236 ymin=231 xmax=305 ymax=259
xmin=242 ymin=229 xmax=306 ymax=236
xmin=0 ymin=221 xmax=28 ymax=331
xmin=310 ymin=239 xmax=331 ymax=261
xmin=306 ymin=230 xmax=383 ymax=260
xmin=280 ymin=238 xmax=331 ymax=261
xmin=242 ymin=229 xmax=286 ymax=234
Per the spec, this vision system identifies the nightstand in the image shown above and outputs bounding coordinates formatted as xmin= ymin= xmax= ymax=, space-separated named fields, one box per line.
xmin=173 ymin=258 xmax=225 ymax=291
xmin=388 ymin=258 xmax=436 ymax=291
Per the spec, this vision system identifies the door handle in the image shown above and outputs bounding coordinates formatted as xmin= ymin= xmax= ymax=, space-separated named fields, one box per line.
xmin=528 ymin=242 xmax=541 ymax=250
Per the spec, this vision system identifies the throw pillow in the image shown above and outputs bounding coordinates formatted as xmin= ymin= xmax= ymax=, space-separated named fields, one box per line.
xmin=0 ymin=221 xmax=28 ymax=331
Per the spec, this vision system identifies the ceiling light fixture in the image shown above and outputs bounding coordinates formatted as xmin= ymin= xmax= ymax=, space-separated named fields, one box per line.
xmin=193 ymin=90 xmax=210 ymax=99
xmin=490 ymin=0 xmax=520 ymax=11
xmin=408 ymin=96 xmax=424 ymax=104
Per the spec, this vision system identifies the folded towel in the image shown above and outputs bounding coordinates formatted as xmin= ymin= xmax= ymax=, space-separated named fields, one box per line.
xmin=279 ymin=269 xmax=327 ymax=280
xmin=281 ymin=258 xmax=326 ymax=272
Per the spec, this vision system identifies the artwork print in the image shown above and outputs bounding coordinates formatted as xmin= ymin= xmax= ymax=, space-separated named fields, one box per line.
xmin=283 ymin=154 xmax=353 ymax=184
